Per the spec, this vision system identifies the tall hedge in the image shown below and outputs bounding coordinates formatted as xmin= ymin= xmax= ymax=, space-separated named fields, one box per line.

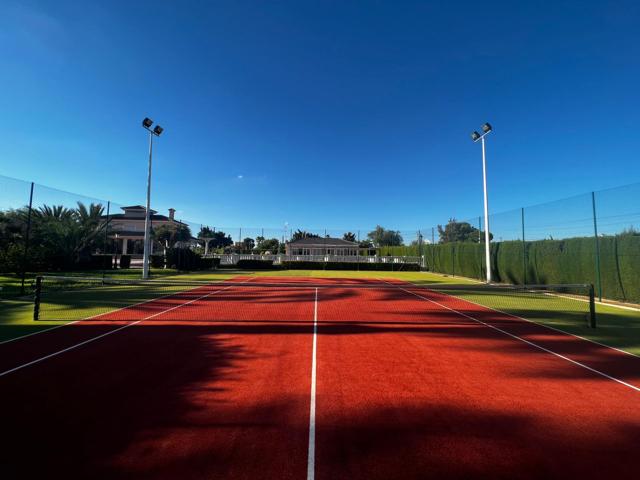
xmin=421 ymin=235 xmax=640 ymax=303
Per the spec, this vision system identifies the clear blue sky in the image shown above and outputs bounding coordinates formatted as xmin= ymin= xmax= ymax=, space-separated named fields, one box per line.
xmin=1 ymin=0 xmax=639 ymax=235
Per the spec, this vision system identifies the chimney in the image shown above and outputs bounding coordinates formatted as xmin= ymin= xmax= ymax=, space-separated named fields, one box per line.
xmin=168 ymin=208 xmax=175 ymax=221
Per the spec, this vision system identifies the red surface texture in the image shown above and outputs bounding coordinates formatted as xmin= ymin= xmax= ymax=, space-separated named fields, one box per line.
xmin=1 ymin=276 xmax=639 ymax=479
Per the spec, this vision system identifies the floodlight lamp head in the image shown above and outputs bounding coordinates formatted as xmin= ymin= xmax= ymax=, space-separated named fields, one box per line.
xmin=142 ymin=117 xmax=153 ymax=128
xmin=471 ymin=131 xmax=481 ymax=142
xmin=153 ymin=125 xmax=164 ymax=136
xmin=482 ymin=122 xmax=492 ymax=133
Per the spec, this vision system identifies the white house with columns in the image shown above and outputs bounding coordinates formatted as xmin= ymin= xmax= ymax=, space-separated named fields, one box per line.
xmin=103 ymin=205 xmax=187 ymax=255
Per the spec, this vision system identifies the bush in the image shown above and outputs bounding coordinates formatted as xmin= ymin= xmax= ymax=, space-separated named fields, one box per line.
xmin=236 ymin=259 xmax=275 ymax=269
xmin=199 ymin=257 xmax=220 ymax=270
xmin=86 ymin=254 xmax=113 ymax=270
xmin=150 ymin=254 xmax=165 ymax=269
xmin=119 ymin=255 xmax=131 ymax=269
xmin=166 ymin=248 xmax=200 ymax=271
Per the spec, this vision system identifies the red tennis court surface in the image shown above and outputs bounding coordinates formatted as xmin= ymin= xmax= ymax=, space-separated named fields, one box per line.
xmin=1 ymin=276 xmax=639 ymax=479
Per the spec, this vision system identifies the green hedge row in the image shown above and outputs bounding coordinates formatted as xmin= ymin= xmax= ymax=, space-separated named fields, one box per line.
xmin=235 ymin=259 xmax=275 ymax=269
xmin=419 ymin=235 xmax=640 ymax=303
xmin=165 ymin=249 xmax=220 ymax=271
xmin=280 ymin=261 xmax=420 ymax=271
xmin=119 ymin=255 xmax=131 ymax=269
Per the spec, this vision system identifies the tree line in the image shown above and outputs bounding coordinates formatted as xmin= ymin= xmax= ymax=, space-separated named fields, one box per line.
xmin=1 ymin=200 xmax=489 ymax=274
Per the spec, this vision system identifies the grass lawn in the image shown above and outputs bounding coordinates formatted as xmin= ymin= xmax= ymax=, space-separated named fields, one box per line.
xmin=0 ymin=269 xmax=638 ymax=356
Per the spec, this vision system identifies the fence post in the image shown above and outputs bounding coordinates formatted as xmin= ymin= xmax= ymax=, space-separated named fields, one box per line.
xmin=20 ymin=182 xmax=35 ymax=296
xmin=33 ymin=275 xmax=42 ymax=320
xmin=102 ymin=200 xmax=111 ymax=283
xmin=451 ymin=244 xmax=455 ymax=277
xmin=431 ymin=227 xmax=435 ymax=272
xmin=591 ymin=191 xmax=602 ymax=301
xmin=357 ymin=230 xmax=360 ymax=271
xmin=588 ymin=284 xmax=597 ymax=328
xmin=478 ymin=215 xmax=482 ymax=279
xmin=521 ymin=207 xmax=526 ymax=285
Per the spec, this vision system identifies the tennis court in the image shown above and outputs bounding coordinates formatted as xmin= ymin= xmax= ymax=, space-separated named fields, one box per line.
xmin=1 ymin=275 xmax=639 ymax=479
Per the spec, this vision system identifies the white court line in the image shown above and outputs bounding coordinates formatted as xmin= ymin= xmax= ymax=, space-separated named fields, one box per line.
xmin=401 ymin=281 xmax=640 ymax=359
xmin=0 ymin=322 xmax=141 ymax=378
xmin=0 ymin=280 xmax=252 ymax=378
xmin=0 ymin=277 xmax=252 ymax=345
xmin=0 ymin=321 xmax=81 ymax=346
xmin=384 ymin=281 xmax=640 ymax=393
xmin=307 ymin=288 xmax=318 ymax=480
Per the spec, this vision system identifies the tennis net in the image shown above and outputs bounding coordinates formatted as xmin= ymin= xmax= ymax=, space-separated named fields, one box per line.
xmin=32 ymin=275 xmax=596 ymax=327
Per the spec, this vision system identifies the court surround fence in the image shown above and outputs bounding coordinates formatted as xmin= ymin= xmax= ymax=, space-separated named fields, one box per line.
xmin=209 ymin=253 xmax=423 ymax=266
xmin=1 ymin=173 xmax=639 ymax=304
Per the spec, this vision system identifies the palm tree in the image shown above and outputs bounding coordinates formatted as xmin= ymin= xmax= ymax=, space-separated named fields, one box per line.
xmin=31 ymin=202 xmax=105 ymax=268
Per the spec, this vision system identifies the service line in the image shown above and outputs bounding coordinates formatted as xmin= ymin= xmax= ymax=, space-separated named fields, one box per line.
xmin=307 ymin=287 xmax=318 ymax=480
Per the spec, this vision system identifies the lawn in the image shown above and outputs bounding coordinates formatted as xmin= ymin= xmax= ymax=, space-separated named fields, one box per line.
xmin=1 ymin=269 xmax=638 ymax=356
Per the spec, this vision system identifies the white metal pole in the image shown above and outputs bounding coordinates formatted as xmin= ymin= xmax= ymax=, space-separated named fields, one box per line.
xmin=142 ymin=131 xmax=153 ymax=279
xmin=481 ymin=136 xmax=492 ymax=283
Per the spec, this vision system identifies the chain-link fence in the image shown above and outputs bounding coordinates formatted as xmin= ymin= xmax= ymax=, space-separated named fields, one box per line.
xmin=1 ymin=173 xmax=639 ymax=302
xmin=415 ymin=183 xmax=640 ymax=304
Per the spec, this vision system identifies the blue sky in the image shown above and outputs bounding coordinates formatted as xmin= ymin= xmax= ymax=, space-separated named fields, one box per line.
xmin=1 ymin=0 xmax=639 ymax=236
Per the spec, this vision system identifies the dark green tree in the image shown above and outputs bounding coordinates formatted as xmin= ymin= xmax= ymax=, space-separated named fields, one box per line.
xmin=292 ymin=229 xmax=320 ymax=241
xmin=437 ymin=218 xmax=492 ymax=243
xmin=242 ymin=237 xmax=255 ymax=252
xmin=343 ymin=232 xmax=356 ymax=242
xmin=367 ymin=226 xmax=403 ymax=247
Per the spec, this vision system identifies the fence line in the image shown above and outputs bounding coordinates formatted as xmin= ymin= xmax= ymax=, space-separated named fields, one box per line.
xmin=208 ymin=253 xmax=423 ymax=266
xmin=2 ymin=172 xmax=640 ymax=303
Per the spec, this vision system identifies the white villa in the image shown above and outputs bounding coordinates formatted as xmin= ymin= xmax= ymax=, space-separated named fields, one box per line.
xmin=285 ymin=237 xmax=359 ymax=256
xmin=103 ymin=205 xmax=188 ymax=255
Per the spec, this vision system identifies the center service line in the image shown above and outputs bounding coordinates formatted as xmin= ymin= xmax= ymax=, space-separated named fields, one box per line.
xmin=307 ymin=287 xmax=318 ymax=480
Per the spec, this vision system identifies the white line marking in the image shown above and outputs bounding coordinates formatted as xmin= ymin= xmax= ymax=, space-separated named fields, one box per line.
xmin=0 ymin=322 xmax=141 ymax=378
xmin=0 ymin=321 xmax=81 ymax=346
xmin=1 ymin=277 xmax=254 ymax=345
xmin=401 ymin=281 xmax=640 ymax=359
xmin=384 ymin=281 xmax=640 ymax=393
xmin=307 ymin=288 xmax=318 ymax=480
xmin=0 ymin=279 xmax=254 ymax=378
xmin=143 ymin=284 xmax=239 ymax=320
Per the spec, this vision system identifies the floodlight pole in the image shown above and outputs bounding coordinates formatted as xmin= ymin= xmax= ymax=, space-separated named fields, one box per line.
xmin=142 ymin=130 xmax=154 ymax=279
xmin=480 ymin=136 xmax=492 ymax=283
xmin=471 ymin=123 xmax=493 ymax=283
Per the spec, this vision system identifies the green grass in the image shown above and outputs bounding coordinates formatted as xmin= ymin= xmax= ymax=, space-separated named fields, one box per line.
xmin=1 ymin=269 xmax=638 ymax=356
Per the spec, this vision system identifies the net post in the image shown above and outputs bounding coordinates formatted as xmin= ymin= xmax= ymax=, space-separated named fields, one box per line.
xmin=588 ymin=284 xmax=597 ymax=328
xmin=102 ymin=200 xmax=111 ymax=284
xmin=33 ymin=275 xmax=42 ymax=321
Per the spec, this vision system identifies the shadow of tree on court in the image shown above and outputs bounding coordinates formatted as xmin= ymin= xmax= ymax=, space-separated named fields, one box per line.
xmin=314 ymin=401 xmax=640 ymax=479
xmin=0 ymin=323 xmax=307 ymax=480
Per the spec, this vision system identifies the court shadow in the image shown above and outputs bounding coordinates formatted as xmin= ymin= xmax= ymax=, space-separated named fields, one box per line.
xmin=0 ymin=323 xmax=306 ymax=479
xmin=315 ymin=401 xmax=640 ymax=479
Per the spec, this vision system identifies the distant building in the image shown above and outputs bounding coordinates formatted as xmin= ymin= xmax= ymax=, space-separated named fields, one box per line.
xmin=103 ymin=205 xmax=187 ymax=255
xmin=286 ymin=237 xmax=359 ymax=256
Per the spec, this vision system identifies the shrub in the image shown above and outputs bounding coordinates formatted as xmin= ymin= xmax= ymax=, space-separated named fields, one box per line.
xmin=119 ymin=255 xmax=131 ymax=269
xmin=166 ymin=248 xmax=201 ymax=271
xmin=87 ymin=254 xmax=113 ymax=270
xmin=150 ymin=254 xmax=165 ymax=269
xmin=236 ymin=259 xmax=275 ymax=269
xmin=199 ymin=257 xmax=220 ymax=270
